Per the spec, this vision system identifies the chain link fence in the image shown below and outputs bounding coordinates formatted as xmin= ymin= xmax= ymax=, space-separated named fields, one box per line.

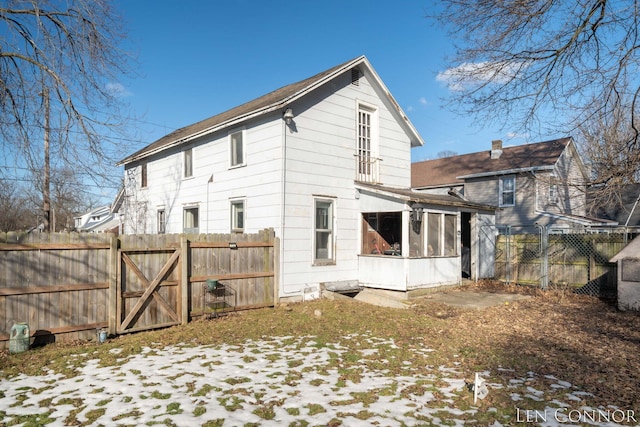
xmin=483 ymin=225 xmax=640 ymax=298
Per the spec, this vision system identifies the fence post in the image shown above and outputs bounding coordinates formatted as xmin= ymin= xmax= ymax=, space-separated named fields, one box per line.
xmin=180 ymin=236 xmax=189 ymax=325
xmin=108 ymin=235 xmax=118 ymax=336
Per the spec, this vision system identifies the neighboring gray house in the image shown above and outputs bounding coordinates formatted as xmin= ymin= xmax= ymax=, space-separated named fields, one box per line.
xmin=118 ymin=55 xmax=496 ymax=302
xmin=412 ymin=138 xmax=613 ymax=229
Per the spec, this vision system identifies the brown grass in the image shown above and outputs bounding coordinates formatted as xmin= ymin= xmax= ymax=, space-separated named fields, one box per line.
xmin=1 ymin=280 xmax=639 ymax=420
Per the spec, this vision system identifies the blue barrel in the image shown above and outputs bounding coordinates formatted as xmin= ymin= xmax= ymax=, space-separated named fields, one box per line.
xmin=9 ymin=322 xmax=30 ymax=354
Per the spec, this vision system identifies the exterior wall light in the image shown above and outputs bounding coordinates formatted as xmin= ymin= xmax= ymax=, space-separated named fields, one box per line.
xmin=283 ymin=108 xmax=294 ymax=125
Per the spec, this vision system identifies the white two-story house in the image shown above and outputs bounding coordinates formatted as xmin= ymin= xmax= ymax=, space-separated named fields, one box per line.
xmin=118 ymin=56 xmax=495 ymax=302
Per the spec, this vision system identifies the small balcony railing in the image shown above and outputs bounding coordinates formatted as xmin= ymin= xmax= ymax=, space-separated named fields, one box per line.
xmin=355 ymin=154 xmax=381 ymax=183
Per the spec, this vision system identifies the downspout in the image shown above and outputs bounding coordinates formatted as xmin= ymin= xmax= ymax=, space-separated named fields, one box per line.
xmin=280 ymin=109 xmax=295 ymax=296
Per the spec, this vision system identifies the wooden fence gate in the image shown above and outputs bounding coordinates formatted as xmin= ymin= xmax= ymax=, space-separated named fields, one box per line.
xmin=117 ymin=246 xmax=183 ymax=334
xmin=0 ymin=230 xmax=277 ymax=347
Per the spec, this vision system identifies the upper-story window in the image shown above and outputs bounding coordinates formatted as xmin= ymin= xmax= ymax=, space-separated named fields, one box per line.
xmin=549 ymin=183 xmax=558 ymax=203
xmin=356 ymin=103 xmax=378 ymax=183
xmin=230 ymin=130 xmax=245 ymax=167
xmin=184 ymin=148 xmax=193 ymax=178
xmin=499 ymin=175 xmax=516 ymax=207
xmin=141 ymin=162 xmax=148 ymax=188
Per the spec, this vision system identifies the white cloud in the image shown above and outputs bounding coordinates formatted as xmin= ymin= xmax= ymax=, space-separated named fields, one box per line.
xmin=436 ymin=61 xmax=525 ymax=92
xmin=106 ymin=82 xmax=133 ymax=97
xmin=419 ymin=97 xmax=428 ymax=105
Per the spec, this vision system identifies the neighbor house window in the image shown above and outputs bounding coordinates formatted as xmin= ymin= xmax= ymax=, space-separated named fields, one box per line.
xmin=230 ymin=130 xmax=244 ymax=167
xmin=141 ymin=163 xmax=147 ymax=188
xmin=183 ymin=207 xmax=199 ymax=234
xmin=184 ymin=148 xmax=193 ymax=178
xmin=230 ymin=200 xmax=245 ymax=232
xmin=157 ymin=209 xmax=166 ymax=234
xmin=314 ymin=198 xmax=334 ymax=263
xmin=549 ymin=183 xmax=558 ymax=203
xmin=356 ymin=104 xmax=378 ymax=183
xmin=499 ymin=175 xmax=515 ymax=207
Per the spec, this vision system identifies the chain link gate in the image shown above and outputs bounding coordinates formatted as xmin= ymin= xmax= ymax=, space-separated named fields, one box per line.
xmin=490 ymin=225 xmax=640 ymax=297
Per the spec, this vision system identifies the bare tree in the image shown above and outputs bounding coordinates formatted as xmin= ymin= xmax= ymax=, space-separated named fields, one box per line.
xmin=432 ymin=1 xmax=640 ymax=188
xmin=0 ymin=0 xmax=133 ymax=230
xmin=577 ymin=101 xmax=640 ymax=214
xmin=437 ymin=150 xmax=458 ymax=158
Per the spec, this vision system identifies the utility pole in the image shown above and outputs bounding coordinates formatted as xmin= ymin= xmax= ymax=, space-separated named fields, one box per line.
xmin=43 ymin=86 xmax=51 ymax=233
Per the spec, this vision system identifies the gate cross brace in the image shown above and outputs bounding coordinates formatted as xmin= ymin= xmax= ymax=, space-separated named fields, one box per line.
xmin=120 ymin=249 xmax=181 ymax=331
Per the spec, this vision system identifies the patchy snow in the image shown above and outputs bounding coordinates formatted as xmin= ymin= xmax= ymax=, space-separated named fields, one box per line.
xmin=0 ymin=334 xmax=633 ymax=426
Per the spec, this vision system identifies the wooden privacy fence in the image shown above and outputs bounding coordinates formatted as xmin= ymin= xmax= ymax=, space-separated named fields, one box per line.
xmin=0 ymin=229 xmax=277 ymax=349
xmin=494 ymin=230 xmax=627 ymax=296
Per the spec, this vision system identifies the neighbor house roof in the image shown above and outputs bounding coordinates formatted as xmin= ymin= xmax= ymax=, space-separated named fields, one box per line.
xmin=119 ymin=55 xmax=423 ymax=165
xmin=411 ymin=137 xmax=573 ymax=189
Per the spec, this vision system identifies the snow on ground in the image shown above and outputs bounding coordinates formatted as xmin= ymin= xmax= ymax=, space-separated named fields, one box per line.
xmin=0 ymin=334 xmax=633 ymax=426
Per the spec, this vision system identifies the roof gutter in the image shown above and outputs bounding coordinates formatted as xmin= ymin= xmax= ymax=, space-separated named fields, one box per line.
xmin=457 ymin=165 xmax=554 ymax=180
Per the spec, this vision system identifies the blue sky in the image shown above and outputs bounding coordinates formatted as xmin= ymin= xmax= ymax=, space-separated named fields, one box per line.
xmin=115 ymin=0 xmax=532 ymax=165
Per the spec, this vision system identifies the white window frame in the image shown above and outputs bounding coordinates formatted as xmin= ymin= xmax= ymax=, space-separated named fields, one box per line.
xmin=229 ymin=129 xmax=245 ymax=168
xmin=499 ymin=175 xmax=516 ymax=207
xmin=140 ymin=162 xmax=147 ymax=188
xmin=183 ymin=206 xmax=199 ymax=234
xmin=157 ymin=209 xmax=166 ymax=234
xmin=426 ymin=211 xmax=458 ymax=257
xmin=230 ymin=199 xmax=245 ymax=232
xmin=184 ymin=147 xmax=193 ymax=178
xmin=356 ymin=102 xmax=379 ymax=183
xmin=313 ymin=197 xmax=335 ymax=265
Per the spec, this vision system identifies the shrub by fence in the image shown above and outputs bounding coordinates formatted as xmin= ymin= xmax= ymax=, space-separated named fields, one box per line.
xmin=0 ymin=230 xmax=277 ymax=349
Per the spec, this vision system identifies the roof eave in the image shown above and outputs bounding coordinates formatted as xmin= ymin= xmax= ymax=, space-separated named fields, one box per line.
xmin=458 ymin=165 xmax=554 ymax=180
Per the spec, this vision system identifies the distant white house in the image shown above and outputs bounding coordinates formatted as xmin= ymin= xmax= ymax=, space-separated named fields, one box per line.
xmin=74 ymin=189 xmax=123 ymax=233
xmin=118 ymin=56 xmax=495 ymax=302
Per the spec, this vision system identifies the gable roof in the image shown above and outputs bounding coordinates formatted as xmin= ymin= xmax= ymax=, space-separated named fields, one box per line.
xmin=119 ymin=55 xmax=423 ymax=166
xmin=411 ymin=137 xmax=573 ymax=189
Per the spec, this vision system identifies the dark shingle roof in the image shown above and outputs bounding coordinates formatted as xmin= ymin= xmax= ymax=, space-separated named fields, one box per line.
xmin=411 ymin=137 xmax=572 ymax=188
xmin=119 ymin=57 xmax=363 ymax=165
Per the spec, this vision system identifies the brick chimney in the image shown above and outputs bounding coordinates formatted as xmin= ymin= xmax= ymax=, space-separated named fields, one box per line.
xmin=491 ymin=139 xmax=503 ymax=159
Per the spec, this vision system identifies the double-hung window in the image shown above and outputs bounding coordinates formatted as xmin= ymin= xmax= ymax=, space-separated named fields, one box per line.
xmin=230 ymin=200 xmax=245 ymax=232
xmin=183 ymin=207 xmax=199 ymax=234
xmin=499 ymin=175 xmax=516 ymax=207
xmin=314 ymin=198 xmax=335 ymax=264
xmin=230 ymin=130 xmax=245 ymax=167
